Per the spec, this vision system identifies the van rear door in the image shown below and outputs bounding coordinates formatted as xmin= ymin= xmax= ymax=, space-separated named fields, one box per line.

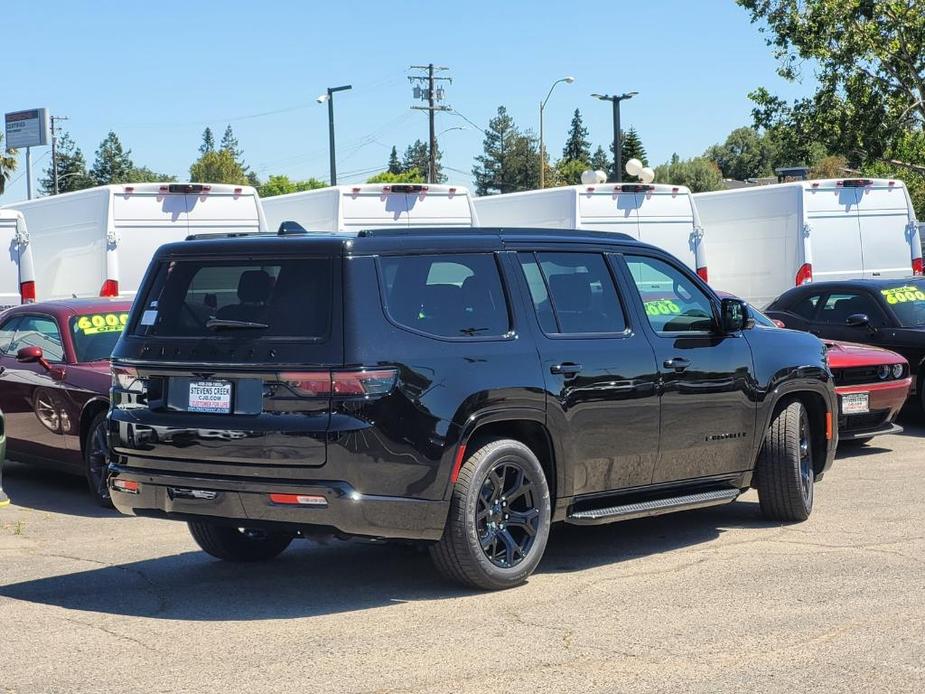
xmin=804 ymin=183 xmax=864 ymax=282
xmin=634 ymin=187 xmax=700 ymax=272
xmin=404 ymin=186 xmax=473 ymax=227
xmin=577 ymin=187 xmax=641 ymax=236
xmin=0 ymin=214 xmax=26 ymax=308
xmin=855 ymin=181 xmax=915 ymax=279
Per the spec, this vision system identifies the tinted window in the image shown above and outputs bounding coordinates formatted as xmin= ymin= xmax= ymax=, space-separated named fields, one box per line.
xmin=520 ymin=253 xmax=625 ymax=334
xmin=878 ymin=282 xmax=925 ymax=327
xmin=788 ymin=293 xmax=822 ymax=320
xmin=10 ymin=315 xmax=64 ymax=362
xmin=817 ymin=292 xmax=884 ymax=326
xmin=0 ymin=316 xmax=20 ymax=354
xmin=380 ymin=254 xmax=509 ymax=338
xmin=134 ymin=258 xmax=333 ymax=339
xmin=70 ymin=311 xmax=129 ymax=362
xmin=624 ymin=255 xmax=715 ymax=333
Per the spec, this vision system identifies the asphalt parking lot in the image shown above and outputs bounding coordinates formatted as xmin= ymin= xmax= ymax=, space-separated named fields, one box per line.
xmin=1 ymin=416 xmax=923 ymax=694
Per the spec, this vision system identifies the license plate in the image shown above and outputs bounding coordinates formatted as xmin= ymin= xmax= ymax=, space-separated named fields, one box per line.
xmin=841 ymin=392 xmax=869 ymax=415
xmin=188 ymin=381 xmax=232 ymax=413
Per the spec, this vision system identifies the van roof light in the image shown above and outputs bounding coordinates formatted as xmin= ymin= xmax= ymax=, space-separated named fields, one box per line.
xmin=124 ymin=186 xmax=134 ymax=193
xmin=620 ymin=184 xmax=655 ymax=193
xmin=168 ymin=183 xmax=211 ymax=194
xmin=233 ymin=187 xmax=242 ymax=194
xmin=388 ymin=184 xmax=428 ymax=194
xmin=840 ymin=179 xmax=872 ymax=188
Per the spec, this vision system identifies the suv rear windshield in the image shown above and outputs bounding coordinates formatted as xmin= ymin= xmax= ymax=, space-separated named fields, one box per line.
xmin=133 ymin=258 xmax=333 ymax=339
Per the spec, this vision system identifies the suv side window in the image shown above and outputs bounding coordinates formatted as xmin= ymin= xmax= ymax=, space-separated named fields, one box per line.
xmin=379 ymin=253 xmax=510 ymax=338
xmin=817 ymin=292 xmax=885 ymax=327
xmin=624 ymin=255 xmax=715 ymax=333
xmin=9 ymin=315 xmax=65 ymax=362
xmin=519 ymin=252 xmax=626 ymax=334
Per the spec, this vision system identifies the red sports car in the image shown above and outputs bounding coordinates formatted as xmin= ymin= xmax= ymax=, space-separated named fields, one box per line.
xmin=0 ymin=298 xmax=133 ymax=505
xmin=719 ymin=292 xmax=911 ymax=445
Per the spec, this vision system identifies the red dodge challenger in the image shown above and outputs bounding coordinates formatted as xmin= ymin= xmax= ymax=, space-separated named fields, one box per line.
xmin=719 ymin=293 xmax=911 ymax=445
xmin=0 ymin=298 xmax=133 ymax=505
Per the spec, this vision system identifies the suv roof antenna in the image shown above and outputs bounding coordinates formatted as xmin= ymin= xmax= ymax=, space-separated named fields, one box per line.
xmin=278 ymin=221 xmax=307 ymax=235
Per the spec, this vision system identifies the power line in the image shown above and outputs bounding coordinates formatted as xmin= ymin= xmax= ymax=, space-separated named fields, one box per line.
xmin=409 ymin=64 xmax=452 ymax=183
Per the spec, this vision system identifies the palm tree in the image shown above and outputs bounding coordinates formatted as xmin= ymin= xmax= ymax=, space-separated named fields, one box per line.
xmin=0 ymin=133 xmax=17 ymax=195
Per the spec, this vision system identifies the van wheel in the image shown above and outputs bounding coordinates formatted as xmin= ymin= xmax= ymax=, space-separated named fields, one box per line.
xmin=188 ymin=522 xmax=293 ymax=561
xmin=84 ymin=412 xmax=113 ymax=508
xmin=429 ymin=439 xmax=551 ymax=590
xmin=756 ymin=401 xmax=814 ymax=522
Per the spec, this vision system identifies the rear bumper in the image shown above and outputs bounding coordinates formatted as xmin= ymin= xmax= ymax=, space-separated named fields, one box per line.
xmin=108 ymin=464 xmax=448 ymax=541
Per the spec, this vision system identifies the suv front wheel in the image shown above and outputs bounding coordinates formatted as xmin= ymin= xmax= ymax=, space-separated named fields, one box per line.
xmin=755 ymin=400 xmax=814 ymax=522
xmin=430 ymin=438 xmax=551 ymax=590
xmin=188 ymin=522 xmax=294 ymax=562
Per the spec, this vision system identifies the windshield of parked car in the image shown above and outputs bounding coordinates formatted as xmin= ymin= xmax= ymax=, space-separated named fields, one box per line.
xmin=880 ymin=282 xmax=925 ymax=327
xmin=748 ymin=303 xmax=778 ymax=328
xmin=69 ymin=311 xmax=129 ymax=362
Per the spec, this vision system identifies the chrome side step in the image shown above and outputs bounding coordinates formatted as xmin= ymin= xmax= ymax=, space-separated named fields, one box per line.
xmin=567 ymin=488 xmax=740 ymax=525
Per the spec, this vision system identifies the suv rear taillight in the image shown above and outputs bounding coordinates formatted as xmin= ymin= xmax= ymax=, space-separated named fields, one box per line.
xmin=913 ymin=258 xmax=923 ymax=276
xmin=796 ymin=263 xmax=813 ymax=285
xmin=280 ymin=369 xmax=398 ymax=397
xmin=19 ymin=280 xmax=35 ymax=303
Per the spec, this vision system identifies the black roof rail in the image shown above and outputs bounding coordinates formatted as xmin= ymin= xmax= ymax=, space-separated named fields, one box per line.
xmin=184 ymin=231 xmax=265 ymax=241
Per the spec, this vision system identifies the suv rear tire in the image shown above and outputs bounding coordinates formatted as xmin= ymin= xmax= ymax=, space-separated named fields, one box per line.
xmin=429 ymin=438 xmax=551 ymax=590
xmin=188 ymin=522 xmax=293 ymax=561
xmin=755 ymin=400 xmax=814 ymax=522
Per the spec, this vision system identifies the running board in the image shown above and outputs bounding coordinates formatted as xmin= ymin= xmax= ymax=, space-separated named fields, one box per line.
xmin=567 ymin=488 xmax=741 ymax=525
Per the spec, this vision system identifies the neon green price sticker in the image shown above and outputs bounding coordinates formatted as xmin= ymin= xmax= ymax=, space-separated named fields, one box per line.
xmin=881 ymin=286 xmax=925 ymax=304
xmin=644 ymin=299 xmax=681 ymax=316
xmin=76 ymin=313 xmax=129 ymax=335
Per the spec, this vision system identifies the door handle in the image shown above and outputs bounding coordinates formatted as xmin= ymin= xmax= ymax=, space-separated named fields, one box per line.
xmin=550 ymin=362 xmax=582 ymax=376
xmin=663 ymin=357 xmax=690 ymax=372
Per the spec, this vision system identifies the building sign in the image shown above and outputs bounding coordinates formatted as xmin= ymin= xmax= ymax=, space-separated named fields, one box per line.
xmin=4 ymin=109 xmax=49 ymax=148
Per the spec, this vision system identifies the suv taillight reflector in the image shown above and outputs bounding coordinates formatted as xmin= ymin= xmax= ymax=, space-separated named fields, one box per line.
xmin=796 ymin=263 xmax=813 ymax=285
xmin=279 ymin=369 xmax=398 ymax=397
xmin=113 ymin=479 xmax=140 ymax=494
xmin=913 ymin=258 xmax=923 ymax=276
xmin=19 ymin=280 xmax=35 ymax=303
xmin=269 ymin=493 xmax=327 ymax=507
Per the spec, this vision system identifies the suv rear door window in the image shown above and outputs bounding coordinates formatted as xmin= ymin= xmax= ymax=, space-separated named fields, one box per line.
xmin=134 ymin=258 xmax=333 ymax=339
xmin=519 ymin=252 xmax=626 ymax=334
xmin=380 ymin=254 xmax=509 ymax=338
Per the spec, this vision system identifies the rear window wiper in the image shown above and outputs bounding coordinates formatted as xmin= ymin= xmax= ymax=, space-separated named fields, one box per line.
xmin=205 ymin=318 xmax=270 ymax=330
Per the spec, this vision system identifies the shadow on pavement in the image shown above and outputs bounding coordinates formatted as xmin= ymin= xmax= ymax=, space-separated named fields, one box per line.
xmin=0 ymin=499 xmax=778 ymax=621
xmin=835 ymin=409 xmax=925 ymax=460
xmin=0 ymin=460 xmax=118 ymax=519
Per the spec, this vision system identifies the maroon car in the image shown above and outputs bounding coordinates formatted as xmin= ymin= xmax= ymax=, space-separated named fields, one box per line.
xmin=0 ymin=299 xmax=132 ymax=505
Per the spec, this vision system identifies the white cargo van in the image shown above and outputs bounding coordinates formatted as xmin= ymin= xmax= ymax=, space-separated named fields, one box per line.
xmin=0 ymin=209 xmax=36 ymax=309
xmin=3 ymin=183 xmax=267 ymax=300
xmin=694 ymin=178 xmax=922 ymax=307
xmin=261 ymin=183 xmax=478 ymax=232
xmin=473 ymin=183 xmax=708 ymax=278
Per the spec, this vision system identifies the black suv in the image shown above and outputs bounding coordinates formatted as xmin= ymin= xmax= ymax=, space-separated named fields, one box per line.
xmin=108 ymin=228 xmax=837 ymax=590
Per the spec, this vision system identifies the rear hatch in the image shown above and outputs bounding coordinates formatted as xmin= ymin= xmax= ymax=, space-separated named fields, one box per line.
xmin=110 ymin=246 xmax=346 ymax=478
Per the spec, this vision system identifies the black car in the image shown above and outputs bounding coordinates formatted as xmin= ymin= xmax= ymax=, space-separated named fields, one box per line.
xmin=108 ymin=228 xmax=837 ymax=590
xmin=766 ymin=279 xmax=925 ymax=411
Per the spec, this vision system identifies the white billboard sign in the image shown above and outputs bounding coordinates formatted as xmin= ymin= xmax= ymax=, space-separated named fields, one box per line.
xmin=4 ymin=108 xmax=49 ymax=148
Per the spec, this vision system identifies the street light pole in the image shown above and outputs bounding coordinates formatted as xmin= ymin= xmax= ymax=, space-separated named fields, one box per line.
xmin=539 ymin=76 xmax=574 ymax=189
xmin=591 ymin=91 xmax=638 ymax=183
xmin=317 ymin=84 xmax=352 ymax=186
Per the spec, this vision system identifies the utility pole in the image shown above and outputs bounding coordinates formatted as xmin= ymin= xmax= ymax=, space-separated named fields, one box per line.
xmin=409 ymin=64 xmax=451 ymax=183
xmin=591 ymin=92 xmax=638 ymax=183
xmin=50 ymin=114 xmax=69 ymax=195
xmin=317 ymin=85 xmax=352 ymax=186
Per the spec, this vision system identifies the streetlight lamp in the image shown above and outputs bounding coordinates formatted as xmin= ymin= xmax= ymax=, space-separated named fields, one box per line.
xmin=316 ymin=84 xmax=352 ymax=185
xmin=591 ymin=91 xmax=638 ymax=183
xmin=539 ymin=76 xmax=575 ymax=188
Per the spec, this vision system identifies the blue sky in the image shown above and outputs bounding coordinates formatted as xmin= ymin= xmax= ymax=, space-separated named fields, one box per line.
xmin=1 ymin=0 xmax=815 ymax=202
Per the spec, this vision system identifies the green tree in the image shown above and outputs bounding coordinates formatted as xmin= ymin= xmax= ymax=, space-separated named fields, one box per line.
xmin=257 ymin=175 xmax=327 ymax=198
xmin=618 ymin=127 xmax=648 ymax=181
xmin=200 ymin=127 xmax=215 ymax=155
xmin=653 ymin=154 xmax=725 ymax=193
xmin=402 ymin=139 xmax=445 ymax=183
xmin=809 ymin=154 xmax=849 ymax=179
xmin=738 ymin=0 xmax=925 ymax=164
xmin=472 ymin=106 xmax=540 ymax=195
xmin=589 ymin=145 xmax=609 ymax=174
xmin=189 ymin=149 xmax=248 ymax=185
xmin=387 ymin=146 xmax=402 ymax=174
xmin=553 ymin=158 xmax=590 ymax=186
xmin=90 ymin=131 xmax=134 ymax=184
xmin=863 ymin=130 xmax=925 ymax=218
xmin=220 ymin=124 xmax=252 ymax=178
xmin=124 ymin=166 xmax=176 ymax=183
xmin=39 ymin=131 xmax=94 ymax=194
xmin=704 ymin=127 xmax=776 ymax=181
xmin=366 ymin=168 xmax=426 ymax=184
xmin=1 ymin=133 xmax=18 ymax=196
xmin=561 ymin=109 xmax=591 ymax=164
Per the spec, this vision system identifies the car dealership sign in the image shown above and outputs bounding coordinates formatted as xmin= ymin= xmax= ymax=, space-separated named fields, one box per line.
xmin=4 ymin=108 xmax=49 ymax=149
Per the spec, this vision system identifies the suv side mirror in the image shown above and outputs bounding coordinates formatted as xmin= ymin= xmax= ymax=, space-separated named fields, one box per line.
xmin=16 ymin=345 xmax=44 ymax=363
xmin=721 ymin=298 xmax=754 ymax=333
xmin=845 ymin=313 xmax=870 ymax=328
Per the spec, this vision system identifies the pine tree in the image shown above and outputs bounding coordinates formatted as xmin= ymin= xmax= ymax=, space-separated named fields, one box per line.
xmin=40 ymin=131 xmax=93 ymax=194
xmin=200 ymin=127 xmax=215 ymax=155
xmin=220 ymin=125 xmax=249 ymax=174
xmin=608 ymin=128 xmax=648 ymax=181
xmin=590 ymin=145 xmax=609 ymax=174
xmin=402 ymin=140 xmax=444 ymax=183
xmin=561 ymin=109 xmax=591 ymax=164
xmin=472 ymin=106 xmax=539 ymax=195
xmin=387 ymin=146 xmax=402 ymax=174
xmin=90 ymin=131 xmax=135 ymax=185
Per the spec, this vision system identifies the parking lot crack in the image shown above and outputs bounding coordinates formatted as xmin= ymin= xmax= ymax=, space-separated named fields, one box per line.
xmin=59 ymin=614 xmax=160 ymax=654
